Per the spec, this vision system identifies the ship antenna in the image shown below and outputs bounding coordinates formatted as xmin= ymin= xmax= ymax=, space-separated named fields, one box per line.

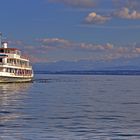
xmin=0 ymin=32 xmax=2 ymax=48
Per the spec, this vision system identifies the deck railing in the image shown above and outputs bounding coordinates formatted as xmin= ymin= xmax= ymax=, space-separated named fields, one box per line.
xmin=0 ymin=62 xmax=32 ymax=68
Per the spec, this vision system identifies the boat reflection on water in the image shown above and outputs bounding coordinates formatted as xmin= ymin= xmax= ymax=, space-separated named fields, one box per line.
xmin=0 ymin=82 xmax=31 ymax=93
xmin=0 ymin=83 xmax=32 ymax=139
xmin=0 ymin=82 xmax=31 ymax=106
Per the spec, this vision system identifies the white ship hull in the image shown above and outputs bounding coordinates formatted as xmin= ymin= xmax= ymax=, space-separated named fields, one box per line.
xmin=0 ymin=76 xmax=33 ymax=83
xmin=0 ymin=72 xmax=33 ymax=83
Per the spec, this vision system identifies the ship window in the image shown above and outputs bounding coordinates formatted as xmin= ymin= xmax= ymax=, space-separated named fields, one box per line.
xmin=0 ymin=49 xmax=4 ymax=53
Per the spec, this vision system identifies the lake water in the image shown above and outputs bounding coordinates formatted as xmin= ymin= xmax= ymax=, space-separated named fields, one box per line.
xmin=0 ymin=74 xmax=140 ymax=140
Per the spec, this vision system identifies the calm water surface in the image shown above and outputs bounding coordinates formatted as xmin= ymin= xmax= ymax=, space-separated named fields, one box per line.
xmin=0 ymin=74 xmax=140 ymax=140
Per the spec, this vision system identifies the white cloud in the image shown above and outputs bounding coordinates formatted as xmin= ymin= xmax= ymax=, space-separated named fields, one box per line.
xmin=85 ymin=12 xmax=111 ymax=24
xmin=37 ymin=38 xmax=115 ymax=52
xmin=133 ymin=47 xmax=140 ymax=53
xmin=11 ymin=37 xmax=140 ymax=63
xmin=104 ymin=43 xmax=114 ymax=50
xmin=84 ymin=6 xmax=140 ymax=26
xmin=114 ymin=7 xmax=140 ymax=19
xmin=37 ymin=38 xmax=72 ymax=49
xmin=38 ymin=38 xmax=70 ymax=45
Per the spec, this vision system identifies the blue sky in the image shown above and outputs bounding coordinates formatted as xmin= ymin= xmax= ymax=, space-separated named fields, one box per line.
xmin=1 ymin=0 xmax=140 ymax=69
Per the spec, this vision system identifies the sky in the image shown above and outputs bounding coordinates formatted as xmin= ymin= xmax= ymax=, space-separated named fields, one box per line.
xmin=1 ymin=0 xmax=140 ymax=69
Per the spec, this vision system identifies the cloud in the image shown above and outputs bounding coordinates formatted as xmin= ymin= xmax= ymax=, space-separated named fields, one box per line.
xmin=49 ymin=0 xmax=96 ymax=8
xmin=37 ymin=37 xmax=114 ymax=52
xmin=83 ymin=6 xmax=140 ymax=26
xmin=114 ymin=7 xmax=140 ymax=19
xmin=80 ymin=43 xmax=114 ymax=51
xmin=37 ymin=38 xmax=140 ymax=61
xmin=133 ymin=47 xmax=140 ymax=53
xmin=104 ymin=43 xmax=114 ymax=50
xmin=85 ymin=12 xmax=111 ymax=24
xmin=8 ymin=38 xmax=140 ymax=63
xmin=113 ymin=0 xmax=140 ymax=9
xmin=37 ymin=38 xmax=74 ymax=49
xmin=37 ymin=38 xmax=70 ymax=48
xmin=84 ymin=7 xmax=140 ymax=26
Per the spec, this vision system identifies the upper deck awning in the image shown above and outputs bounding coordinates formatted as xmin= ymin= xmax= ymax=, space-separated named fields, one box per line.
xmin=0 ymin=48 xmax=18 ymax=51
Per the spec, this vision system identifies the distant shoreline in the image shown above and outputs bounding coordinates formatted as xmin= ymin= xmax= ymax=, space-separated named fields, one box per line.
xmin=34 ymin=70 xmax=140 ymax=75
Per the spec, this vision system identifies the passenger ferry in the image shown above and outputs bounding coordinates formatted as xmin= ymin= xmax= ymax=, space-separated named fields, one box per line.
xmin=0 ymin=34 xmax=33 ymax=82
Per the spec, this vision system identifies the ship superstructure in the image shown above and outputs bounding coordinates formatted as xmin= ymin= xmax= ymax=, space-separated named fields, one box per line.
xmin=0 ymin=34 xmax=33 ymax=82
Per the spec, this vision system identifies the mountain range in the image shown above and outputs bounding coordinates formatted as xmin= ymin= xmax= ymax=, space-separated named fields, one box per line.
xmin=33 ymin=59 xmax=140 ymax=72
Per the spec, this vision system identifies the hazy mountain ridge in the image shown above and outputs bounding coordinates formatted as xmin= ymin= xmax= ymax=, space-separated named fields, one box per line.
xmin=33 ymin=59 xmax=140 ymax=72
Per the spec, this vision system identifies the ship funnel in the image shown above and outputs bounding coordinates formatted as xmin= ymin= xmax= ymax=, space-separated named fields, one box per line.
xmin=3 ymin=42 xmax=8 ymax=48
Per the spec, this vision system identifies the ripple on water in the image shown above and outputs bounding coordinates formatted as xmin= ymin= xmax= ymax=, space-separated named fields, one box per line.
xmin=0 ymin=75 xmax=140 ymax=139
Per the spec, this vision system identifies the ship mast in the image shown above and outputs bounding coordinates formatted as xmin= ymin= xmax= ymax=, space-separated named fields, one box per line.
xmin=0 ymin=32 xmax=2 ymax=48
